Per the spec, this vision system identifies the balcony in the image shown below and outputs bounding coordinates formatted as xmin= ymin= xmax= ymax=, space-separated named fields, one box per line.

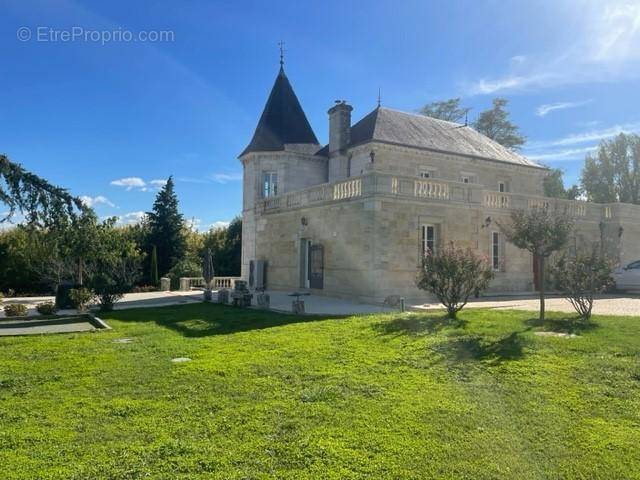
xmin=259 ymin=172 xmax=619 ymax=220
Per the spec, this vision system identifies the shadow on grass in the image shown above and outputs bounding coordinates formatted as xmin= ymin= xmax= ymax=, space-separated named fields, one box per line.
xmin=440 ymin=331 xmax=527 ymax=365
xmin=373 ymin=314 xmax=466 ymax=336
xmin=374 ymin=312 xmax=529 ymax=365
xmin=109 ymin=302 xmax=345 ymax=337
xmin=524 ymin=316 xmax=598 ymax=335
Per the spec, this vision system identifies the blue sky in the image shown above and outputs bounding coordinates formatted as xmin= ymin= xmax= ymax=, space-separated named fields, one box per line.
xmin=2 ymin=0 xmax=639 ymax=229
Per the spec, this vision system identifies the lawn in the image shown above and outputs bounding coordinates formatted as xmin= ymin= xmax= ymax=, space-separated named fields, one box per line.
xmin=1 ymin=304 xmax=639 ymax=479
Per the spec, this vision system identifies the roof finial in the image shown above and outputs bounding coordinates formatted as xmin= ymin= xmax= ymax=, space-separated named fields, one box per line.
xmin=464 ymin=111 xmax=468 ymax=127
xmin=278 ymin=40 xmax=285 ymax=67
xmin=377 ymin=87 xmax=381 ymax=108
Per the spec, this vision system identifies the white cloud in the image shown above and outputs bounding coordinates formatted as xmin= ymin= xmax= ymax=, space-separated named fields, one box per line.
xmin=548 ymin=121 xmax=640 ymax=147
xmin=110 ymin=177 xmax=146 ymax=191
xmin=211 ymin=173 xmax=242 ymax=184
xmin=536 ymin=100 xmax=592 ymax=117
xmin=524 ymin=119 xmax=640 ymax=163
xmin=186 ymin=217 xmax=202 ymax=230
xmin=209 ymin=221 xmax=230 ymax=230
xmin=465 ymin=2 xmax=640 ymax=95
xmin=117 ymin=211 xmax=147 ymax=225
xmin=80 ymin=195 xmax=116 ymax=208
xmin=526 ymin=146 xmax=598 ymax=162
xmin=149 ymin=179 xmax=167 ymax=188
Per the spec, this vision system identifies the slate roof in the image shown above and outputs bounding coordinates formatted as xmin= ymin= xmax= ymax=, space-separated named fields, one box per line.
xmin=318 ymin=107 xmax=543 ymax=169
xmin=240 ymin=67 xmax=319 ymax=157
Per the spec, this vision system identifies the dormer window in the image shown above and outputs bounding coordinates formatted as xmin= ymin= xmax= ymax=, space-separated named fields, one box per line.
xmin=263 ymin=171 xmax=278 ymax=198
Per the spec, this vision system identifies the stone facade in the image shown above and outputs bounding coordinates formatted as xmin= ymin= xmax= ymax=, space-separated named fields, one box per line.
xmin=239 ymin=67 xmax=640 ymax=303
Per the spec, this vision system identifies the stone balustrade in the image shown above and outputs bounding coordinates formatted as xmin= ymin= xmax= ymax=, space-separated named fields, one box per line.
xmin=259 ymin=171 xmax=625 ymax=221
xmin=179 ymin=276 xmax=241 ymax=291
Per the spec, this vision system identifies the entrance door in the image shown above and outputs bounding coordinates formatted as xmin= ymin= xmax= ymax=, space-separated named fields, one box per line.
xmin=309 ymin=244 xmax=324 ymax=289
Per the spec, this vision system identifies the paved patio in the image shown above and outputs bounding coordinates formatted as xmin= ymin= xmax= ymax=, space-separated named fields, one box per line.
xmin=2 ymin=290 xmax=639 ymax=318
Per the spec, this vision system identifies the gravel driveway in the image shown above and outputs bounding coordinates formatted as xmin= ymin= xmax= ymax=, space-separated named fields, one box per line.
xmin=415 ymin=293 xmax=640 ymax=317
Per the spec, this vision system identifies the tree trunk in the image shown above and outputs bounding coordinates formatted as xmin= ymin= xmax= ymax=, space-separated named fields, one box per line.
xmin=78 ymin=258 xmax=84 ymax=286
xmin=538 ymin=255 xmax=545 ymax=321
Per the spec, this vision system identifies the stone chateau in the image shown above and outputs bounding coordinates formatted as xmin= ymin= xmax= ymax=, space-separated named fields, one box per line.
xmin=239 ymin=64 xmax=640 ymax=302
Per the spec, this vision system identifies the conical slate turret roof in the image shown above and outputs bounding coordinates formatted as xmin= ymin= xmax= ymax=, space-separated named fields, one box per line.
xmin=240 ymin=67 xmax=319 ymax=157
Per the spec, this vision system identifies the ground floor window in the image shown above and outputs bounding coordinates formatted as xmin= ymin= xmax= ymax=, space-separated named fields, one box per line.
xmin=421 ymin=224 xmax=437 ymax=257
xmin=492 ymin=231 xmax=501 ymax=271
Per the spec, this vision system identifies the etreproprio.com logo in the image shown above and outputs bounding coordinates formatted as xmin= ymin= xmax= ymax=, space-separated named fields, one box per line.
xmin=17 ymin=26 xmax=175 ymax=45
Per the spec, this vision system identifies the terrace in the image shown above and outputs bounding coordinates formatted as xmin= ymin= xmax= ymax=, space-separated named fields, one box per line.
xmin=260 ymin=171 xmax=618 ymax=220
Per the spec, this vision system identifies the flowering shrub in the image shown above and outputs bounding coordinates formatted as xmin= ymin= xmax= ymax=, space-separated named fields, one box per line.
xmin=417 ymin=244 xmax=494 ymax=319
xmin=551 ymin=247 xmax=613 ymax=320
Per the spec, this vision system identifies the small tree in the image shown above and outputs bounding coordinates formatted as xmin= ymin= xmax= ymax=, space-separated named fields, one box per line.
xmin=417 ymin=244 xmax=494 ymax=319
xmin=550 ymin=246 xmax=613 ymax=320
xmin=498 ymin=206 xmax=574 ymax=321
xmin=150 ymin=245 xmax=159 ymax=287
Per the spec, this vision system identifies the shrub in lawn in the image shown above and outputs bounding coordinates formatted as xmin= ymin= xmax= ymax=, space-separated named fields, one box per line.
xmin=35 ymin=302 xmax=58 ymax=315
xmin=4 ymin=303 xmax=28 ymax=317
xmin=498 ymin=206 xmax=573 ymax=321
xmin=69 ymin=288 xmax=95 ymax=312
xmin=551 ymin=246 xmax=613 ymax=320
xmin=417 ymin=244 xmax=494 ymax=319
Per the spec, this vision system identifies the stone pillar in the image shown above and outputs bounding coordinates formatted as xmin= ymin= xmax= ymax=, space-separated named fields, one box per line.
xmin=160 ymin=277 xmax=171 ymax=291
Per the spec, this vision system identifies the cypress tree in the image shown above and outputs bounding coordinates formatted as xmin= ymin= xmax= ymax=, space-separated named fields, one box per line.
xmin=146 ymin=177 xmax=186 ymax=276
xmin=150 ymin=244 xmax=159 ymax=286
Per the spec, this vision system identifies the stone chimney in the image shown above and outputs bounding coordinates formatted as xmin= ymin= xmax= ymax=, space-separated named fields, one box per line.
xmin=328 ymin=101 xmax=353 ymax=154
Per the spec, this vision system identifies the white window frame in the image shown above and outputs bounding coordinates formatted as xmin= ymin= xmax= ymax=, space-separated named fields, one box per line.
xmin=460 ymin=172 xmax=475 ymax=184
xmin=492 ymin=231 xmax=501 ymax=271
xmin=263 ymin=171 xmax=278 ymax=198
xmin=421 ymin=224 xmax=437 ymax=257
xmin=419 ymin=167 xmax=436 ymax=179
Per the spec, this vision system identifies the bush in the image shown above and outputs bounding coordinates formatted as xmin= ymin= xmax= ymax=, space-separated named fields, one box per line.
xmin=69 ymin=288 xmax=95 ymax=312
xmin=0 ymin=292 xmax=3 ymax=304
xmin=131 ymin=285 xmax=157 ymax=293
xmin=36 ymin=302 xmax=58 ymax=315
xmin=168 ymin=259 xmax=202 ymax=290
xmin=417 ymin=244 xmax=494 ymax=319
xmin=551 ymin=247 xmax=613 ymax=320
xmin=4 ymin=303 xmax=28 ymax=317
xmin=56 ymin=283 xmax=82 ymax=309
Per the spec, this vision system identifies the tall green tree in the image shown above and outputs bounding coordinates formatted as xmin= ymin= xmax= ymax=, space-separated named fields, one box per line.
xmin=146 ymin=176 xmax=186 ymax=276
xmin=498 ymin=206 xmax=573 ymax=321
xmin=543 ymin=168 xmax=582 ymax=200
xmin=473 ymin=98 xmax=526 ymax=150
xmin=580 ymin=133 xmax=640 ymax=204
xmin=420 ymin=98 xmax=470 ymax=123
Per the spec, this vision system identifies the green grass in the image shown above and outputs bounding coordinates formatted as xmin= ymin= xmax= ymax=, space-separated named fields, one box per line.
xmin=1 ymin=304 xmax=639 ymax=479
